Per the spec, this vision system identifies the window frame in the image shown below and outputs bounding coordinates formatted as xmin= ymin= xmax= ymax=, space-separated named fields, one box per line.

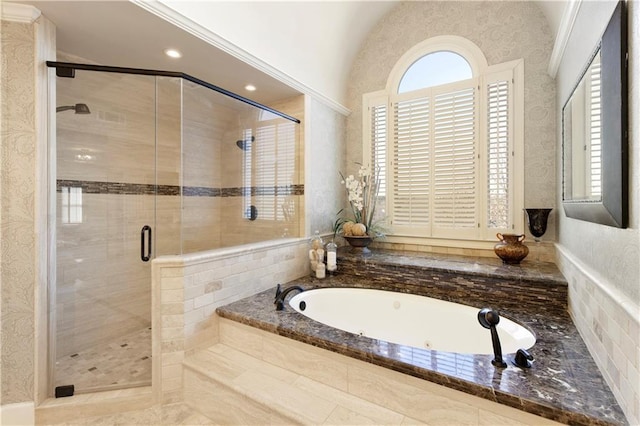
xmin=398 ymin=51 xmax=473 ymax=93
xmin=363 ymin=36 xmax=524 ymax=247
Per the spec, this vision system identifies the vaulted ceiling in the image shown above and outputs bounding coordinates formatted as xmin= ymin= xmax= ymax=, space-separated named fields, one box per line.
xmin=16 ymin=1 xmax=567 ymax=108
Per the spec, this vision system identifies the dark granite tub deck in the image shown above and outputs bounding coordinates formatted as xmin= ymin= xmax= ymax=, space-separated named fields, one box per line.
xmin=216 ymin=248 xmax=627 ymax=426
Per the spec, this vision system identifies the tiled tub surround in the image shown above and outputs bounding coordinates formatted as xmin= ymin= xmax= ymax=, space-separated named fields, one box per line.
xmin=152 ymin=238 xmax=310 ymax=406
xmin=557 ymin=245 xmax=640 ymax=426
xmin=216 ymin=248 xmax=627 ymax=425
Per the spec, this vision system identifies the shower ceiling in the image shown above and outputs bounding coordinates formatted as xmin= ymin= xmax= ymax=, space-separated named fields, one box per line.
xmin=21 ymin=0 xmax=301 ymax=105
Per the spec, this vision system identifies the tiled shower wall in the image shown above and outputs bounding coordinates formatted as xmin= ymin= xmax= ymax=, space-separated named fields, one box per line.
xmin=55 ymin=56 xmax=304 ymax=357
xmin=198 ymin=95 xmax=305 ymax=250
xmin=55 ymin=66 xmax=160 ymax=357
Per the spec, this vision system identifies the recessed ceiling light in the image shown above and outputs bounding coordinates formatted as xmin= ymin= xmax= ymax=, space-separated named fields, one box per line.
xmin=164 ymin=49 xmax=182 ymax=59
xmin=245 ymin=84 xmax=257 ymax=92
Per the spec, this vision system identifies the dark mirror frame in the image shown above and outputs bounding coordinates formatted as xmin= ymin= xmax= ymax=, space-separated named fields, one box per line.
xmin=562 ymin=0 xmax=628 ymax=228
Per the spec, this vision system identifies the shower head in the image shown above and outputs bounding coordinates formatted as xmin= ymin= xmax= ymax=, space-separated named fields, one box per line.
xmin=74 ymin=103 xmax=91 ymax=114
xmin=236 ymin=135 xmax=255 ymax=151
xmin=56 ymin=103 xmax=91 ymax=114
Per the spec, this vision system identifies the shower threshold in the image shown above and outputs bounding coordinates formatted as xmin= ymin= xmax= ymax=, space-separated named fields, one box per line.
xmin=54 ymin=326 xmax=152 ymax=394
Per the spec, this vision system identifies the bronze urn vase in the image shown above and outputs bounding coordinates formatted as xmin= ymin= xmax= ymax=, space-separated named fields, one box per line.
xmin=494 ymin=233 xmax=529 ymax=264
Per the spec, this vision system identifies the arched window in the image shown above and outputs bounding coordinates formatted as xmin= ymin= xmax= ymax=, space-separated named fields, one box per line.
xmin=398 ymin=51 xmax=473 ymax=93
xmin=363 ymin=36 xmax=524 ymax=244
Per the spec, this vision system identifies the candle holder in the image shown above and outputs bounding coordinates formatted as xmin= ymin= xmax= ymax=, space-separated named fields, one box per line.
xmin=524 ymin=208 xmax=552 ymax=263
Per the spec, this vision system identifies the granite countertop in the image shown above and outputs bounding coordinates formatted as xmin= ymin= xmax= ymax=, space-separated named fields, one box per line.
xmin=338 ymin=247 xmax=568 ymax=285
xmin=216 ymin=249 xmax=627 ymax=426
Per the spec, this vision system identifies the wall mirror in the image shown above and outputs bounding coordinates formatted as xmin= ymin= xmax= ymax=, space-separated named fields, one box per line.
xmin=562 ymin=0 xmax=627 ymax=228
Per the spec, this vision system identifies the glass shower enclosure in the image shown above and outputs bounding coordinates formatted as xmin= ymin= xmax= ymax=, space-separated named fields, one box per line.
xmin=51 ymin=61 xmax=301 ymax=394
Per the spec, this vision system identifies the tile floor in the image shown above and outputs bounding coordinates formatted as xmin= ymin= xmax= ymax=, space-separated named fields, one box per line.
xmin=44 ymin=403 xmax=213 ymax=425
xmin=54 ymin=327 xmax=152 ymax=392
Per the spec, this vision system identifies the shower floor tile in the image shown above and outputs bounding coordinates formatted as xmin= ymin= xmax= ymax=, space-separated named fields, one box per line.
xmin=55 ymin=327 xmax=152 ymax=392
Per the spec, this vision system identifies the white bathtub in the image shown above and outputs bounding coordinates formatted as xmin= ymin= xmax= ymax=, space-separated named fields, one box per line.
xmin=289 ymin=287 xmax=535 ymax=355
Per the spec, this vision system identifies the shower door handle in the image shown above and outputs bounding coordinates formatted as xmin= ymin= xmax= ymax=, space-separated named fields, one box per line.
xmin=141 ymin=225 xmax=152 ymax=262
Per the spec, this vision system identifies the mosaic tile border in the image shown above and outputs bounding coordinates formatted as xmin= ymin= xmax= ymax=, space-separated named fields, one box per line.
xmin=56 ymin=179 xmax=304 ymax=197
xmin=183 ymin=185 xmax=305 ymax=197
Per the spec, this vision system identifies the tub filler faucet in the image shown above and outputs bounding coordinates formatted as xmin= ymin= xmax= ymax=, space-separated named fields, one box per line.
xmin=477 ymin=308 xmax=507 ymax=368
xmin=274 ymin=284 xmax=304 ymax=311
xmin=513 ymin=348 xmax=534 ymax=368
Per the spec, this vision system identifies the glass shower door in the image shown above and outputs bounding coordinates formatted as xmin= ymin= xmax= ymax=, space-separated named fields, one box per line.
xmin=54 ymin=68 xmax=158 ymax=393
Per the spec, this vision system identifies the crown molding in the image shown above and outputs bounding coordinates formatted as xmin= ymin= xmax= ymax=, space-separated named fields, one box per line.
xmin=547 ymin=0 xmax=583 ymax=78
xmin=131 ymin=0 xmax=351 ymax=117
xmin=1 ymin=2 xmax=41 ymax=23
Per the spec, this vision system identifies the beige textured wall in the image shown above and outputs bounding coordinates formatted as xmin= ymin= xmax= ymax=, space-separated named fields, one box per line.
xmin=346 ymin=1 xmax=557 ymax=241
xmin=555 ymin=1 xmax=640 ymax=423
xmin=1 ymin=19 xmax=37 ymax=404
xmin=305 ymin=96 xmax=347 ymax=235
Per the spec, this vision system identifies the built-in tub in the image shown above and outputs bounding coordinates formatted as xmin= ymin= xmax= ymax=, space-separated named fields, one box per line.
xmin=289 ymin=287 xmax=535 ymax=355
xmin=216 ymin=254 xmax=627 ymax=426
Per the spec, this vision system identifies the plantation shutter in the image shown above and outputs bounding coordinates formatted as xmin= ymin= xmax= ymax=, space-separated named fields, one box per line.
xmin=252 ymin=119 xmax=296 ymax=221
xmin=255 ymin=124 xmax=277 ymax=220
xmin=432 ymin=85 xmax=477 ymax=238
xmin=241 ymin=128 xmax=253 ymax=220
xmin=392 ymin=95 xmax=431 ymax=232
xmin=364 ymin=92 xmax=390 ymax=228
xmin=588 ymin=61 xmax=602 ymax=198
xmin=370 ymin=104 xmax=387 ymax=195
xmin=485 ymin=69 xmax=514 ymax=232
xmin=276 ymin=120 xmax=296 ymax=220
xmin=363 ymin=55 xmax=523 ymax=241
xmin=389 ymin=81 xmax=478 ymax=237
